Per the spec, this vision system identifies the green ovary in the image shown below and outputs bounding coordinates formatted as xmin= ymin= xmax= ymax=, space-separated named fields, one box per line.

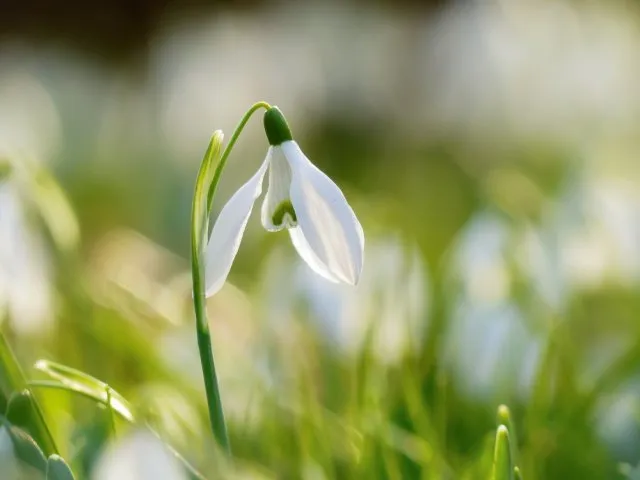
xmin=272 ymin=200 xmax=297 ymax=227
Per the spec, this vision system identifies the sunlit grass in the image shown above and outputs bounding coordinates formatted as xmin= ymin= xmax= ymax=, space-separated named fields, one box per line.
xmin=2 ymin=142 xmax=640 ymax=479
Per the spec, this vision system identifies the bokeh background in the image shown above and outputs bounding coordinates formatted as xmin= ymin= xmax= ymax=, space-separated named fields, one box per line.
xmin=2 ymin=0 xmax=640 ymax=478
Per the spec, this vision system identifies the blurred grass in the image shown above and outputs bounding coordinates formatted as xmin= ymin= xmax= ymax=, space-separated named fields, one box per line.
xmin=2 ymin=2 xmax=640 ymax=477
xmin=3 ymin=125 xmax=640 ymax=479
xmin=5 ymin=122 xmax=640 ymax=479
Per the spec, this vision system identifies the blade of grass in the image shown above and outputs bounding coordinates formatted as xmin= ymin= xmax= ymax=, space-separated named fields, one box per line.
xmin=46 ymin=454 xmax=76 ymax=480
xmin=33 ymin=360 xmax=134 ymax=422
xmin=0 ymin=331 xmax=58 ymax=456
xmin=28 ymin=377 xmax=206 ymax=480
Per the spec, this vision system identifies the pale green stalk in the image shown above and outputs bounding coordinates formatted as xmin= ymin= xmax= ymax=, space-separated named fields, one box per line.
xmin=191 ymin=101 xmax=271 ymax=454
xmin=497 ymin=405 xmax=520 ymax=468
xmin=492 ymin=425 xmax=513 ymax=480
xmin=206 ymin=101 xmax=271 ymax=213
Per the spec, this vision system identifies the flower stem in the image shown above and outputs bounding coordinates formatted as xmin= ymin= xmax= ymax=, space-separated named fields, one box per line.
xmin=207 ymin=101 xmax=271 ymax=212
xmin=191 ymin=101 xmax=271 ymax=455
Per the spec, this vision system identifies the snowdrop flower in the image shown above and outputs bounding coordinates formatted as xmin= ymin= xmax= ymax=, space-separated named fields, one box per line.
xmin=205 ymin=107 xmax=364 ymax=297
xmin=93 ymin=430 xmax=187 ymax=480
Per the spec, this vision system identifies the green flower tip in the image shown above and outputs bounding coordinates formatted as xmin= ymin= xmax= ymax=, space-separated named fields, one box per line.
xmin=497 ymin=404 xmax=512 ymax=425
xmin=492 ymin=425 xmax=512 ymax=480
xmin=496 ymin=424 xmax=510 ymax=441
xmin=514 ymin=466 xmax=523 ymax=480
xmin=211 ymin=130 xmax=224 ymax=145
xmin=264 ymin=106 xmax=293 ymax=146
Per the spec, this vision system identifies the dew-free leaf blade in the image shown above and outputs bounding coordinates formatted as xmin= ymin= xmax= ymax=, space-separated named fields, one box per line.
xmin=0 ymin=332 xmax=25 ymax=395
xmin=497 ymin=405 xmax=520 ymax=466
xmin=0 ymin=332 xmax=58 ymax=456
xmin=491 ymin=425 xmax=513 ymax=480
xmin=33 ymin=360 xmax=134 ymax=422
xmin=46 ymin=454 xmax=76 ymax=480
xmin=5 ymin=389 xmax=58 ymax=455
xmin=513 ymin=466 xmax=523 ymax=480
xmin=0 ymin=416 xmax=47 ymax=474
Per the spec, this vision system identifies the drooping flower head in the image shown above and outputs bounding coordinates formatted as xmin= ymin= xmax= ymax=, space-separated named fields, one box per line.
xmin=205 ymin=107 xmax=364 ymax=297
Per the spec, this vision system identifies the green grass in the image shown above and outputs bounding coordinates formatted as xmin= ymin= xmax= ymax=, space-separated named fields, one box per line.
xmin=1 ymin=135 xmax=639 ymax=479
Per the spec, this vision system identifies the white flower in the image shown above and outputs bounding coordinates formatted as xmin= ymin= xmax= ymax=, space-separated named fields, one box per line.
xmin=93 ymin=430 xmax=187 ymax=480
xmin=205 ymin=107 xmax=364 ymax=297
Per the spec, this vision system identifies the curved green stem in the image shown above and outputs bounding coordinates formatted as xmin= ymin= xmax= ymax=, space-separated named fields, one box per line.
xmin=206 ymin=101 xmax=271 ymax=213
xmin=192 ymin=101 xmax=270 ymax=455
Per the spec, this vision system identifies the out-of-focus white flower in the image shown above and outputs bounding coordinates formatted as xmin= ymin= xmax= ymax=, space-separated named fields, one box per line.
xmin=559 ymin=177 xmax=640 ymax=287
xmin=205 ymin=107 xmax=364 ymax=297
xmin=445 ymin=211 xmax=540 ymax=400
xmin=594 ymin=379 xmax=640 ymax=460
xmin=448 ymin=211 xmax=512 ymax=304
xmin=0 ymin=179 xmax=53 ymax=334
xmin=445 ymin=299 xmax=541 ymax=401
xmin=517 ymin=173 xmax=640 ymax=302
xmin=93 ymin=430 xmax=187 ymax=480
xmin=0 ymin=64 xmax=63 ymax=334
xmin=151 ymin=3 xmax=405 ymax=163
xmin=260 ymin=235 xmax=427 ymax=364
xmin=418 ymin=1 xmax=640 ymax=144
xmin=0 ymin=68 xmax=61 ymax=163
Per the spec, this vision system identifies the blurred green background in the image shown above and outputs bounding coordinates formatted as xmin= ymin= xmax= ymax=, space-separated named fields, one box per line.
xmin=2 ymin=0 xmax=640 ymax=478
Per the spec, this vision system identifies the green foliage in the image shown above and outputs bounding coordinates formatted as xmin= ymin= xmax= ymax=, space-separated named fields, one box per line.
xmin=514 ymin=466 xmax=523 ymax=480
xmin=2 ymin=98 xmax=640 ymax=479
xmin=0 ymin=419 xmax=48 ymax=474
xmin=46 ymin=454 xmax=76 ymax=480
xmin=492 ymin=407 xmax=524 ymax=480
xmin=0 ymin=334 xmax=58 ymax=457
xmin=492 ymin=426 xmax=512 ymax=480
xmin=33 ymin=360 xmax=134 ymax=422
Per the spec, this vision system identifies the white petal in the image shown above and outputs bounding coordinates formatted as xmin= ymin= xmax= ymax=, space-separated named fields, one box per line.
xmin=205 ymin=157 xmax=268 ymax=297
xmin=261 ymin=146 xmax=297 ymax=231
xmin=94 ymin=430 xmax=187 ymax=480
xmin=283 ymin=141 xmax=364 ymax=285
xmin=289 ymin=227 xmax=340 ymax=283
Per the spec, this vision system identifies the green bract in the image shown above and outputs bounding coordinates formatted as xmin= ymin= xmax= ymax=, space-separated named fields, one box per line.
xmin=263 ymin=106 xmax=293 ymax=146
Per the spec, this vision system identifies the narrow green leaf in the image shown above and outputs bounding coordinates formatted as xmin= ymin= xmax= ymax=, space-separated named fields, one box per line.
xmin=192 ymin=130 xmax=224 ymax=298
xmin=6 ymin=390 xmax=58 ymax=456
xmin=497 ymin=405 xmax=520 ymax=465
xmin=6 ymin=389 xmax=34 ymax=424
xmin=33 ymin=360 xmax=134 ymax=422
xmin=496 ymin=404 xmax=512 ymax=429
xmin=30 ymin=377 xmax=206 ymax=479
xmin=491 ymin=425 xmax=513 ymax=480
xmin=475 ymin=431 xmax=497 ymax=479
xmin=0 ymin=331 xmax=27 ymax=395
xmin=0 ymin=417 xmax=47 ymax=474
xmin=190 ymin=130 xmax=231 ymax=452
xmin=0 ymin=332 xmax=58 ymax=456
xmin=513 ymin=466 xmax=523 ymax=480
xmin=201 ymin=130 xmax=225 ymax=215
xmin=46 ymin=454 xmax=75 ymax=480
